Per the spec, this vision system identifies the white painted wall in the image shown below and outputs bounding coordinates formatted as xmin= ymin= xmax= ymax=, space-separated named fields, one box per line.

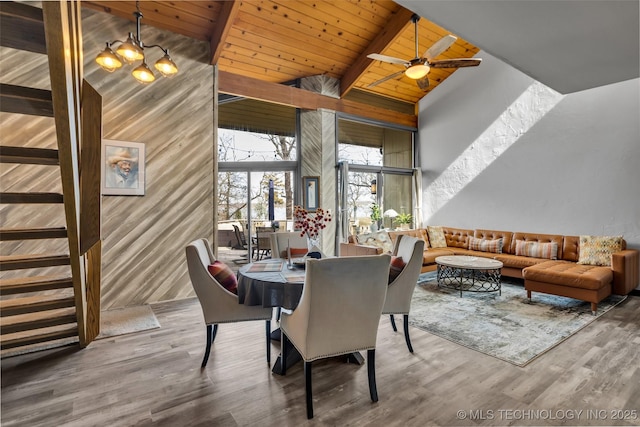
xmin=418 ymin=51 xmax=640 ymax=287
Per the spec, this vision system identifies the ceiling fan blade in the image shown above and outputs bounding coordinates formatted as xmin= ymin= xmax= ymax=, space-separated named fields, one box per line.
xmin=367 ymin=53 xmax=408 ymax=66
xmin=429 ymin=58 xmax=483 ymax=68
xmin=416 ymin=76 xmax=430 ymax=91
xmin=423 ymin=35 xmax=457 ymax=60
xmin=367 ymin=70 xmax=406 ymax=88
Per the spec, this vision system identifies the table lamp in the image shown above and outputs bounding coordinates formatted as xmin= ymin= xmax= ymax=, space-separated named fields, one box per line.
xmin=384 ymin=209 xmax=399 ymax=229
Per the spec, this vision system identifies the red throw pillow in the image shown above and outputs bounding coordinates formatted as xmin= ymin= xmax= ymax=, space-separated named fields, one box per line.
xmin=389 ymin=255 xmax=406 ymax=284
xmin=280 ymin=247 xmax=308 ymax=259
xmin=207 ymin=261 xmax=238 ymax=294
xmin=290 ymin=247 xmax=308 ymax=258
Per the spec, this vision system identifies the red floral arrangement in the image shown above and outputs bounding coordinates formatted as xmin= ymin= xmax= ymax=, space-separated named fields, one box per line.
xmin=294 ymin=205 xmax=332 ymax=240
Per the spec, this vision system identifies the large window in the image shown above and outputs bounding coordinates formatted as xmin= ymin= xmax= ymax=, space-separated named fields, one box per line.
xmin=217 ymin=97 xmax=298 ymax=248
xmin=338 ymin=116 xmax=415 ymax=237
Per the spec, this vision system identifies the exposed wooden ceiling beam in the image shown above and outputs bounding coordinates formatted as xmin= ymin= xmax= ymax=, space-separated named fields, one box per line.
xmin=340 ymin=7 xmax=414 ymax=98
xmin=209 ymin=0 xmax=240 ymax=65
xmin=218 ymin=71 xmax=417 ymax=128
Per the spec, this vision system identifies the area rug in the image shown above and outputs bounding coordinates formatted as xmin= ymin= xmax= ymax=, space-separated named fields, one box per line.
xmin=410 ymin=273 xmax=626 ymax=366
xmin=97 ymin=305 xmax=160 ymax=339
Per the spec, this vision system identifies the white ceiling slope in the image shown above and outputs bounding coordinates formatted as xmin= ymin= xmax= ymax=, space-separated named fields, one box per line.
xmin=396 ymin=0 xmax=640 ymax=94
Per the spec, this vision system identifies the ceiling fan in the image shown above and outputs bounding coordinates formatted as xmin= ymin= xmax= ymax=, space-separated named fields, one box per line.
xmin=367 ymin=14 xmax=482 ymax=90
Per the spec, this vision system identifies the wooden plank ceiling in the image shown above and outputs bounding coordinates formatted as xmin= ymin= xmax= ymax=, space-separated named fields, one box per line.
xmin=83 ymin=0 xmax=480 ymax=107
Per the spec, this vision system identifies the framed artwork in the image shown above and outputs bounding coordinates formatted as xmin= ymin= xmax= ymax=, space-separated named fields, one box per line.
xmin=101 ymin=140 xmax=145 ymax=196
xmin=303 ymin=176 xmax=320 ymax=212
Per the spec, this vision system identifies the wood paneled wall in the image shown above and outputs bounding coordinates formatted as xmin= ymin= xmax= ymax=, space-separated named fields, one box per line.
xmin=1 ymin=7 xmax=214 ymax=309
xmin=80 ymin=8 xmax=214 ymax=309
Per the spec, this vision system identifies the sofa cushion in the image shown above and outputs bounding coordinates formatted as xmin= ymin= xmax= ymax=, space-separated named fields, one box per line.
xmin=356 ymin=230 xmax=393 ymax=254
xmin=515 ymin=240 xmax=558 ymax=260
xmin=207 ymin=261 xmax=238 ymax=294
xmin=451 ymin=248 xmax=500 ymax=259
xmin=389 ymin=256 xmax=406 ymax=283
xmin=340 ymin=243 xmax=382 ymax=256
xmin=427 ymin=226 xmax=447 ymax=248
xmin=468 ymin=236 xmax=503 ymax=253
xmin=578 ymin=235 xmax=623 ymax=266
xmin=388 ymin=229 xmax=430 ymax=248
xmin=523 ymin=261 xmax=613 ymax=290
xmin=443 ymin=227 xmax=473 ymax=249
xmin=423 ymin=248 xmax=456 ymax=264
xmin=494 ymin=253 xmax=550 ymax=269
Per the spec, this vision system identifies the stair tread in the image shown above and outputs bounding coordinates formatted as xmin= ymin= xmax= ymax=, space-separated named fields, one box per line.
xmin=0 ymin=294 xmax=75 ymax=316
xmin=1 ymin=325 xmax=78 ymax=350
xmin=0 ymin=146 xmax=59 ymax=165
xmin=0 ymin=192 xmax=64 ymax=204
xmin=0 ymin=274 xmax=72 ymax=287
xmin=0 ymin=254 xmax=71 ymax=271
xmin=0 ymin=275 xmax=73 ymax=296
xmin=0 ymin=227 xmax=67 ymax=241
xmin=0 ymin=2 xmax=46 ymax=55
xmin=0 ymin=84 xmax=53 ymax=117
xmin=0 ymin=307 xmax=77 ymax=335
xmin=0 ymin=253 xmax=70 ymax=262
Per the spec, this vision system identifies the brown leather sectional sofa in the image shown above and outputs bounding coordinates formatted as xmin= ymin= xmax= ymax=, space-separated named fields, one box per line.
xmin=370 ymin=227 xmax=639 ymax=314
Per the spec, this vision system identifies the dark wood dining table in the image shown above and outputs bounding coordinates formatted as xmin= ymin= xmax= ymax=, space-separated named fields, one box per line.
xmin=237 ymin=258 xmax=305 ymax=374
xmin=237 ymin=258 xmax=305 ymax=309
xmin=236 ymin=258 xmax=365 ymax=374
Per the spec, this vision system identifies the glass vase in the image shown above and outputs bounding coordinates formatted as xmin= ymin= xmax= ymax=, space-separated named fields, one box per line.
xmin=306 ymin=236 xmax=322 ymax=259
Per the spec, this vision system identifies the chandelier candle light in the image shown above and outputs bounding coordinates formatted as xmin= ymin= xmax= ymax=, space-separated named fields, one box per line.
xmin=294 ymin=205 xmax=332 ymax=258
xmin=95 ymin=1 xmax=178 ymax=84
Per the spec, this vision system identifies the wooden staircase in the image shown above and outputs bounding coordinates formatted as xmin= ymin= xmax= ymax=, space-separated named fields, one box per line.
xmin=0 ymin=1 xmax=102 ymax=355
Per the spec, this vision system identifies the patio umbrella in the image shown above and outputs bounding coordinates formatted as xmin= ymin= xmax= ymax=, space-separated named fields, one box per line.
xmin=268 ymin=179 xmax=275 ymax=221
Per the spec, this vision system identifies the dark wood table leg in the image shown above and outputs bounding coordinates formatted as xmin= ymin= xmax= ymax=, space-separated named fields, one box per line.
xmin=272 ymin=337 xmax=301 ymax=375
xmin=346 ymin=352 xmax=364 ymax=364
xmin=270 ymin=327 xmax=281 ymax=341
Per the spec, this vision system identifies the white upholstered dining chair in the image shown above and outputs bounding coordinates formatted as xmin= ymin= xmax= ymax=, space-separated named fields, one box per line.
xmin=383 ymin=234 xmax=425 ymax=353
xmin=280 ymin=255 xmax=391 ymax=419
xmin=185 ymin=239 xmax=273 ymax=368
xmin=270 ymin=231 xmax=308 ymax=259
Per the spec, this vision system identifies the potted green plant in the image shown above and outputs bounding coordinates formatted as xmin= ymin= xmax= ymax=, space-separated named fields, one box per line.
xmin=396 ymin=213 xmax=412 ymax=230
xmin=370 ymin=204 xmax=382 ymax=232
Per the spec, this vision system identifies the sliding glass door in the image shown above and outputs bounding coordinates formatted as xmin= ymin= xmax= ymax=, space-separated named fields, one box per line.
xmin=337 ymin=115 xmax=416 ymax=239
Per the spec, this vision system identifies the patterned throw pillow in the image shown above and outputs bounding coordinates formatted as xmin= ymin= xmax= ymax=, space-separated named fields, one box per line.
xmin=427 ymin=226 xmax=447 ymax=248
xmin=356 ymin=230 xmax=394 ymax=254
xmin=578 ymin=235 xmax=623 ymax=266
xmin=207 ymin=261 xmax=238 ymax=294
xmin=468 ymin=236 xmax=503 ymax=253
xmin=388 ymin=256 xmax=406 ymax=283
xmin=515 ymin=240 xmax=558 ymax=260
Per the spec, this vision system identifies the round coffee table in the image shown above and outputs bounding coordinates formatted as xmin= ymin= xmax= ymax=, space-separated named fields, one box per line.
xmin=435 ymin=255 xmax=503 ymax=296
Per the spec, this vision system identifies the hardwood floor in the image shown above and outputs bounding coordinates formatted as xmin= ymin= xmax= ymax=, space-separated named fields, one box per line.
xmin=2 ymin=295 xmax=639 ymax=426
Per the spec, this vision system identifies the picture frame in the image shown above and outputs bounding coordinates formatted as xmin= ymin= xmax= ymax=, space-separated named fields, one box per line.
xmin=101 ymin=140 xmax=145 ymax=196
xmin=303 ymin=176 xmax=320 ymax=212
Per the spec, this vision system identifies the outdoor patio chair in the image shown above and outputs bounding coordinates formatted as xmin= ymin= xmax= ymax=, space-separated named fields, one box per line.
xmin=253 ymin=226 xmax=273 ymax=260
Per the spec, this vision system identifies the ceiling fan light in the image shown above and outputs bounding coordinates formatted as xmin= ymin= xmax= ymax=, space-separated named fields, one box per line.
xmin=154 ymin=53 xmax=178 ymax=77
xmin=95 ymin=44 xmax=122 ymax=72
xmin=405 ymin=64 xmax=430 ymax=79
xmin=132 ymin=61 xmax=156 ymax=83
xmin=116 ymin=33 xmax=144 ymax=64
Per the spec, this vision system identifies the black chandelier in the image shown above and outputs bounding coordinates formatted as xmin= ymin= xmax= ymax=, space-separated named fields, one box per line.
xmin=95 ymin=1 xmax=178 ymax=84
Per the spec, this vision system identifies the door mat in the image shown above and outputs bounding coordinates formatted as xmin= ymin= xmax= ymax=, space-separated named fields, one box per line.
xmin=98 ymin=305 xmax=160 ymax=339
